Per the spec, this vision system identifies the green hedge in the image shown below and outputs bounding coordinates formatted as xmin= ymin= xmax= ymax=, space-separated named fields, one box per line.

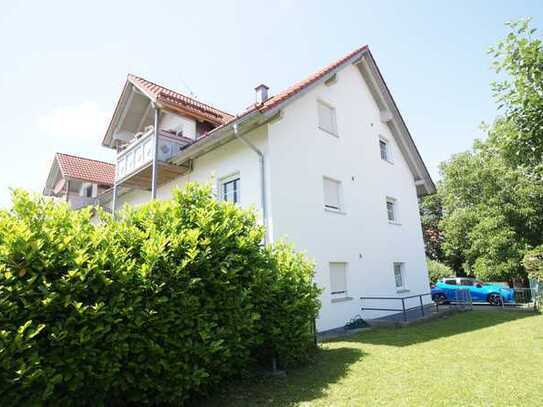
xmin=0 ymin=185 xmax=320 ymax=405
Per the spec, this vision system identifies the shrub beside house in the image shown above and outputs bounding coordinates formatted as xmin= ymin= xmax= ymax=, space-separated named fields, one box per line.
xmin=0 ymin=184 xmax=320 ymax=405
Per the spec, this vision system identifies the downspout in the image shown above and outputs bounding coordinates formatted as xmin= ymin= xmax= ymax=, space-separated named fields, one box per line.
xmin=151 ymin=105 xmax=161 ymax=199
xmin=65 ymin=180 xmax=70 ymax=203
xmin=232 ymin=122 xmax=269 ymax=244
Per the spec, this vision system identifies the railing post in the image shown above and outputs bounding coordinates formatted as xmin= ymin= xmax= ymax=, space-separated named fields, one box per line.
xmin=111 ymin=181 xmax=117 ymax=218
xmin=419 ymin=295 xmax=425 ymax=316
xmin=401 ymin=298 xmax=407 ymax=322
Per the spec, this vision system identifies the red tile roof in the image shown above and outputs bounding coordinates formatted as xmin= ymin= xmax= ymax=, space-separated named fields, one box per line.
xmin=128 ymin=74 xmax=234 ymax=125
xmin=56 ymin=153 xmax=115 ymax=186
xmin=255 ymin=45 xmax=368 ymax=113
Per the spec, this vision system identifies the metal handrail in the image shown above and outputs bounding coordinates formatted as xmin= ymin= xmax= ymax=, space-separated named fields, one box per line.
xmin=360 ymin=292 xmax=434 ymax=322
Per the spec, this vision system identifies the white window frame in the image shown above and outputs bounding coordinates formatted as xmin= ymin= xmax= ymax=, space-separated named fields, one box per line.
xmin=80 ymin=183 xmax=95 ymax=198
xmin=219 ymin=173 xmax=241 ymax=205
xmin=393 ymin=262 xmax=407 ymax=291
xmin=323 ymin=176 xmax=344 ymax=213
xmin=379 ymin=136 xmax=393 ymax=163
xmin=329 ymin=262 xmax=348 ymax=299
xmin=317 ymin=99 xmax=338 ymax=136
xmin=386 ymin=197 xmax=399 ymax=224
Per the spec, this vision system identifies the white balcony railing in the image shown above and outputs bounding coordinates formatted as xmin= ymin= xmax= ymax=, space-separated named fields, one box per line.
xmin=68 ymin=195 xmax=97 ymax=210
xmin=115 ymin=128 xmax=188 ymax=182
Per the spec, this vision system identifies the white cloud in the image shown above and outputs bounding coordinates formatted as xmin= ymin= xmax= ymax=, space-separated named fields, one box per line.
xmin=37 ymin=101 xmax=110 ymax=141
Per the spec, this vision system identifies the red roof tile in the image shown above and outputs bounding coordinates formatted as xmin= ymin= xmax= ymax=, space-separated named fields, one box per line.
xmin=128 ymin=74 xmax=234 ymax=125
xmin=56 ymin=153 xmax=115 ymax=186
xmin=256 ymin=45 xmax=368 ymax=112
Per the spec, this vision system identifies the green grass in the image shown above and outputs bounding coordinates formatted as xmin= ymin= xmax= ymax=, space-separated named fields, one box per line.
xmin=203 ymin=311 xmax=543 ymax=406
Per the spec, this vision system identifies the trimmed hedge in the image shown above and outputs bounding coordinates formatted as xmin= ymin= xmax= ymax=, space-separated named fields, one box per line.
xmin=0 ymin=185 xmax=320 ymax=405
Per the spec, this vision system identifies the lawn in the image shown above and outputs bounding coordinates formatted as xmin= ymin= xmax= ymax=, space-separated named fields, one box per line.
xmin=203 ymin=311 xmax=543 ymax=406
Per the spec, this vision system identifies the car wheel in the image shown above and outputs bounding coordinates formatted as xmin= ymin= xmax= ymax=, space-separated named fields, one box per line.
xmin=433 ymin=293 xmax=447 ymax=305
xmin=488 ymin=293 xmax=503 ymax=306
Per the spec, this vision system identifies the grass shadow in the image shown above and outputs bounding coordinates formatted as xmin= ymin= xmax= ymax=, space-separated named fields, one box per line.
xmin=340 ymin=310 xmax=539 ymax=347
xmin=196 ymin=346 xmax=365 ymax=406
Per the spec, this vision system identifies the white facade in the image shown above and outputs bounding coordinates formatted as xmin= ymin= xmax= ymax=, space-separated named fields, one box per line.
xmin=111 ymin=60 xmax=432 ymax=332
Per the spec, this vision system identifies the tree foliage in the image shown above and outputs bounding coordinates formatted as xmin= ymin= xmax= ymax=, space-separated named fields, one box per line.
xmin=523 ymin=246 xmax=543 ymax=282
xmin=426 ymin=259 xmax=453 ymax=283
xmin=435 ymin=20 xmax=543 ymax=282
xmin=489 ymin=19 xmax=543 ymax=175
xmin=419 ymin=194 xmax=445 ymax=261
xmin=0 ymin=185 xmax=321 ymax=405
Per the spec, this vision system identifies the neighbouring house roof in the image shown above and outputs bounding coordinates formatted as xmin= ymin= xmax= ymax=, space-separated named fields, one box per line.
xmin=127 ymin=74 xmax=234 ymax=125
xmin=55 ymin=153 xmax=115 ymax=185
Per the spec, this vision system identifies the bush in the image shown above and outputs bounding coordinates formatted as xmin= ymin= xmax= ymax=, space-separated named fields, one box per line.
xmin=0 ymin=185 xmax=320 ymax=405
xmin=427 ymin=259 xmax=454 ymax=283
xmin=253 ymin=242 xmax=321 ymax=368
xmin=523 ymin=246 xmax=543 ymax=282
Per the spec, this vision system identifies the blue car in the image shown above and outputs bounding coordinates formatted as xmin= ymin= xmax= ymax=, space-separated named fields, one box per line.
xmin=435 ymin=277 xmax=515 ymax=305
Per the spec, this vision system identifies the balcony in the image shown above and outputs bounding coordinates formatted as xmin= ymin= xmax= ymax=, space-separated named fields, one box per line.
xmin=69 ymin=195 xmax=97 ymax=210
xmin=115 ymin=127 xmax=192 ymax=190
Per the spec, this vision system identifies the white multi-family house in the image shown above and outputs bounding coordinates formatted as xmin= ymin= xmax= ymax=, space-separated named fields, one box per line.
xmin=44 ymin=46 xmax=435 ymax=331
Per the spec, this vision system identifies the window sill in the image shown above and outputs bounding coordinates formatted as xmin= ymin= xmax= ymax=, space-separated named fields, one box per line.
xmin=396 ymin=288 xmax=410 ymax=294
xmin=382 ymin=159 xmax=394 ymax=165
xmin=331 ymin=296 xmax=353 ymax=303
xmin=325 ymin=208 xmax=346 ymax=215
xmin=318 ymin=127 xmax=339 ymax=137
xmin=388 ymin=221 xmax=402 ymax=226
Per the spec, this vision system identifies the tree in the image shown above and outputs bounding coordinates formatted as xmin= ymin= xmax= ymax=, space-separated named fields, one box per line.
xmin=488 ymin=19 xmax=543 ymax=176
xmin=438 ymin=143 xmax=543 ymax=282
xmin=419 ymin=194 xmax=445 ymax=261
xmin=432 ymin=20 xmax=543 ymax=283
xmin=427 ymin=259 xmax=454 ymax=283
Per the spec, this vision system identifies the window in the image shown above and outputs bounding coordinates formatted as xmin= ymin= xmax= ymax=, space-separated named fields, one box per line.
xmin=84 ymin=185 xmax=93 ymax=198
xmin=221 ymin=176 xmax=240 ymax=204
xmin=393 ymin=262 xmax=406 ymax=289
xmin=379 ymin=137 xmax=391 ymax=162
xmin=444 ymin=279 xmax=457 ymax=285
xmin=330 ymin=262 xmax=347 ymax=296
xmin=323 ymin=177 xmax=342 ymax=211
xmin=317 ymin=100 xmax=337 ymax=135
xmin=386 ymin=197 xmax=398 ymax=223
xmin=460 ymin=279 xmax=474 ymax=286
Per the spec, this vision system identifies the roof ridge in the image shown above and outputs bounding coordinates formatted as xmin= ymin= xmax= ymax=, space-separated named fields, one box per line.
xmin=127 ymin=74 xmax=234 ymax=118
xmin=56 ymin=152 xmax=115 ymax=167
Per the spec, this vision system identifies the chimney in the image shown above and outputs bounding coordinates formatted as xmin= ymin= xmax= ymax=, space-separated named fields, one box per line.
xmin=255 ymin=84 xmax=269 ymax=105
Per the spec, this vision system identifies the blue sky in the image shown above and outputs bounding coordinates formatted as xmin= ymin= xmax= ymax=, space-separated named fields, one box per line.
xmin=0 ymin=0 xmax=541 ymax=207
